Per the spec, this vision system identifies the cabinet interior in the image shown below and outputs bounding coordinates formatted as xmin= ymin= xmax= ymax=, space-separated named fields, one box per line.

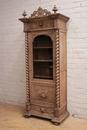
xmin=33 ymin=35 xmax=53 ymax=80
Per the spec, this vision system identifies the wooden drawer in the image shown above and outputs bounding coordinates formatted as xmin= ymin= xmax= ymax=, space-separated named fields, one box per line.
xmin=31 ymin=104 xmax=54 ymax=119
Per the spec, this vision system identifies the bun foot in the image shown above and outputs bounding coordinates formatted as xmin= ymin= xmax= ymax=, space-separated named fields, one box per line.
xmin=24 ymin=115 xmax=30 ymax=118
xmin=53 ymin=122 xmax=59 ymax=126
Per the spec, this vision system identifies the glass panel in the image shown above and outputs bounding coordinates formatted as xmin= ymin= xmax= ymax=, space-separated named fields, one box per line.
xmin=33 ymin=35 xmax=53 ymax=80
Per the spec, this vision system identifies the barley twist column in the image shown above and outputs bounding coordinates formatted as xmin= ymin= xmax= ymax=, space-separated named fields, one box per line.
xmin=55 ymin=30 xmax=60 ymax=108
xmin=25 ymin=32 xmax=30 ymax=103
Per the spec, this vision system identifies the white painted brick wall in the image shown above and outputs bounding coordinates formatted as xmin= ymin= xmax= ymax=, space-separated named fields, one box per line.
xmin=0 ymin=0 xmax=87 ymax=119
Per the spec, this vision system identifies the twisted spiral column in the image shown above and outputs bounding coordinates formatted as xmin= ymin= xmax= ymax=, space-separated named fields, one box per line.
xmin=25 ymin=32 xmax=30 ymax=102
xmin=55 ymin=30 xmax=60 ymax=108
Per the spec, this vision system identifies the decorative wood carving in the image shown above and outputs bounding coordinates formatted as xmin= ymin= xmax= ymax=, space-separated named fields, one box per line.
xmin=31 ymin=105 xmax=54 ymax=114
xmin=32 ymin=84 xmax=55 ymax=104
xmin=22 ymin=10 xmax=27 ymax=18
xmin=30 ymin=7 xmax=51 ymax=18
xmin=25 ymin=33 xmax=30 ymax=102
xmin=52 ymin=5 xmax=58 ymax=14
xmin=55 ymin=30 xmax=60 ymax=108
xmin=29 ymin=20 xmax=53 ymax=29
xmin=35 ymin=88 xmax=50 ymax=100
xmin=19 ymin=6 xmax=69 ymax=125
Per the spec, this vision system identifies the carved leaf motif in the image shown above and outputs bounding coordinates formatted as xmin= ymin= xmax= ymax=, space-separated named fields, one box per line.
xmin=35 ymin=88 xmax=51 ymax=100
xmin=30 ymin=7 xmax=51 ymax=18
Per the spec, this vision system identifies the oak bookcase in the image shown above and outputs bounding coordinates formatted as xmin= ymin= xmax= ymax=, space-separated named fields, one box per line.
xmin=19 ymin=6 xmax=69 ymax=125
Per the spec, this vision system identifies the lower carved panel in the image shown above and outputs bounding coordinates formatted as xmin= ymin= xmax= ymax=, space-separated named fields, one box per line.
xmin=30 ymin=83 xmax=55 ymax=107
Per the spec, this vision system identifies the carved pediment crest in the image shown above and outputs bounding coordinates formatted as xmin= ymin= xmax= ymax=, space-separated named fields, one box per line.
xmin=30 ymin=7 xmax=51 ymax=18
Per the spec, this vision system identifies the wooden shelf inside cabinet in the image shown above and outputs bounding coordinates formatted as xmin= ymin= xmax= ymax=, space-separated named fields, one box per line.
xmin=34 ymin=75 xmax=53 ymax=79
xmin=33 ymin=60 xmax=53 ymax=62
xmin=49 ymin=66 xmax=53 ymax=68
xmin=33 ymin=47 xmax=53 ymax=49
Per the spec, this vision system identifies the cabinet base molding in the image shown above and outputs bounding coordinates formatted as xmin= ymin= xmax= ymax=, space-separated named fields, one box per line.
xmin=23 ymin=104 xmax=69 ymax=125
xmin=23 ymin=110 xmax=69 ymax=125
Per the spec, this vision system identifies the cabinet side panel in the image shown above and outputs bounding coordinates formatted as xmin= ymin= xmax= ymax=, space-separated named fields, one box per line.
xmin=60 ymin=71 xmax=67 ymax=107
xmin=59 ymin=31 xmax=67 ymax=107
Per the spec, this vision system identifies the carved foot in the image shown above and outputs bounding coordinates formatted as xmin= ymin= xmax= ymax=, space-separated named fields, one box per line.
xmin=24 ymin=114 xmax=30 ymax=118
xmin=52 ymin=111 xmax=69 ymax=125
xmin=23 ymin=111 xmax=31 ymax=118
xmin=53 ymin=122 xmax=60 ymax=126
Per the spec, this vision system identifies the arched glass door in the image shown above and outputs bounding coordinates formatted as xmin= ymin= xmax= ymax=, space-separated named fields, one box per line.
xmin=33 ymin=35 xmax=53 ymax=80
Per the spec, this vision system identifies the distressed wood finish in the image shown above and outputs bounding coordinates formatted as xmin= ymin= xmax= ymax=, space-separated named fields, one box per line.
xmin=19 ymin=6 xmax=69 ymax=125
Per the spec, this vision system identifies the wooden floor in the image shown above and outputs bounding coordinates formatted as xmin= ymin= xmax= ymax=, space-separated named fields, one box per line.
xmin=0 ymin=102 xmax=87 ymax=130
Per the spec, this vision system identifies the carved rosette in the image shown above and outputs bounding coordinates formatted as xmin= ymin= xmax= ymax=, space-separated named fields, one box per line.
xmin=25 ymin=33 xmax=30 ymax=102
xmin=55 ymin=30 xmax=60 ymax=108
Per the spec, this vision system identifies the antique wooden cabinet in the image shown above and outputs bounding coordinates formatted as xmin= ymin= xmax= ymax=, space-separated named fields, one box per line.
xmin=19 ymin=6 xmax=69 ymax=125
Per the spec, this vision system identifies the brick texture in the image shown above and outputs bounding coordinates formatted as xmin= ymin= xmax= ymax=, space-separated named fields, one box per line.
xmin=0 ymin=0 xmax=87 ymax=119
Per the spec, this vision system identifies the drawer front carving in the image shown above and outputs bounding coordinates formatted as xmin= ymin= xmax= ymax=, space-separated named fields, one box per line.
xmin=31 ymin=105 xmax=54 ymax=115
xmin=28 ymin=20 xmax=53 ymax=30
